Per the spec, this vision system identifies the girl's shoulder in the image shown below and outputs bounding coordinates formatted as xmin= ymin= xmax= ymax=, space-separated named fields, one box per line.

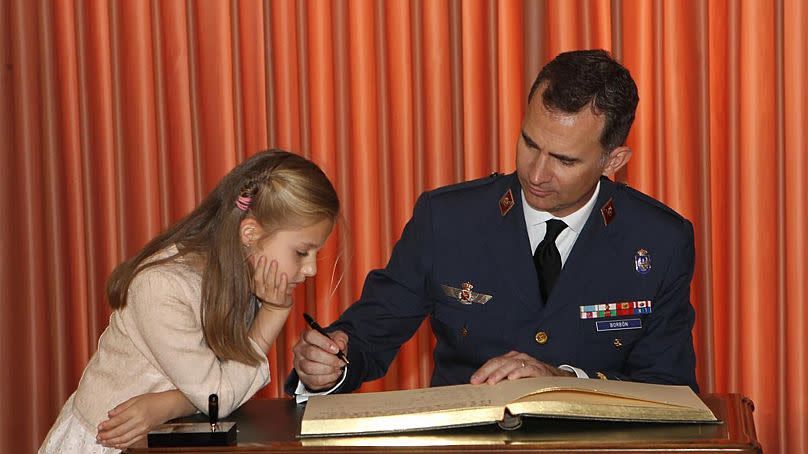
xmin=143 ymin=244 xmax=202 ymax=274
xmin=128 ymin=245 xmax=202 ymax=301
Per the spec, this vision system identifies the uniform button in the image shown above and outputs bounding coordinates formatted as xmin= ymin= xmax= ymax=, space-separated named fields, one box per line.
xmin=460 ymin=326 xmax=469 ymax=337
xmin=535 ymin=331 xmax=548 ymax=344
xmin=613 ymin=338 xmax=622 ymax=348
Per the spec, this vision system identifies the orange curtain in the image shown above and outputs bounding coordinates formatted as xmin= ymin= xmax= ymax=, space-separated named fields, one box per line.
xmin=1 ymin=1 xmax=806 ymax=453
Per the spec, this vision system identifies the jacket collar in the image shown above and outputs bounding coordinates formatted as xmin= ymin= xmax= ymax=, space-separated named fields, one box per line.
xmin=481 ymin=174 xmax=620 ymax=311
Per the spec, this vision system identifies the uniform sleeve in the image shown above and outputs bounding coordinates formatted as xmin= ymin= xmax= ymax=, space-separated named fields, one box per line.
xmin=287 ymin=193 xmax=436 ymax=395
xmin=582 ymin=219 xmax=699 ymax=392
xmin=125 ymin=268 xmax=270 ymax=416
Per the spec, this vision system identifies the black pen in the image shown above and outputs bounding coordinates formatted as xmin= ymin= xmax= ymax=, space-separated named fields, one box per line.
xmin=303 ymin=313 xmax=349 ymax=364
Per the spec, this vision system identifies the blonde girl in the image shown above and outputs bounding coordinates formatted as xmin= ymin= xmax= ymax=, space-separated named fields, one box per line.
xmin=40 ymin=150 xmax=340 ymax=452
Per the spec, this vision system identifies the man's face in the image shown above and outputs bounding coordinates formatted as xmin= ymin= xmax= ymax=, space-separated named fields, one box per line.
xmin=516 ymin=88 xmax=622 ymax=217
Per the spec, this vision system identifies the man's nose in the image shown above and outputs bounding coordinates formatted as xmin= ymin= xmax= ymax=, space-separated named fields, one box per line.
xmin=530 ymin=154 xmax=552 ymax=184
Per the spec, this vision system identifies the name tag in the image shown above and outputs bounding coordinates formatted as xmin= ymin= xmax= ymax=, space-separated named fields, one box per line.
xmin=596 ymin=318 xmax=642 ymax=332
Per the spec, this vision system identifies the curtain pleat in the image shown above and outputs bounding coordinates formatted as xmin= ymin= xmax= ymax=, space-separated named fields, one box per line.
xmin=496 ymin=0 xmax=523 ymax=174
xmin=306 ymin=0 xmax=341 ymax=325
xmin=0 ymin=0 xmax=14 ymax=441
xmin=46 ymin=0 xmax=80 ymax=406
xmin=738 ymin=2 xmax=780 ymax=448
xmin=422 ymin=0 xmax=457 ymax=188
xmin=236 ymin=1 xmax=269 ymax=162
xmin=268 ymin=0 xmax=304 ymax=383
xmin=191 ymin=2 xmax=239 ymax=189
xmin=708 ymin=0 xmax=736 ymax=394
xmin=382 ymin=0 xmax=418 ymax=390
xmin=662 ymin=2 xmax=711 ymax=384
xmin=8 ymin=1 xmax=49 ymax=448
xmin=112 ymin=0 xmax=161 ymax=256
xmin=2 ymin=1 xmax=807 ymax=453
xmin=783 ymin=2 xmax=807 ymax=452
xmin=154 ymin=0 xmax=197 ymax=221
xmin=460 ymin=1 xmax=495 ymax=179
xmin=345 ymin=0 xmax=384 ymax=393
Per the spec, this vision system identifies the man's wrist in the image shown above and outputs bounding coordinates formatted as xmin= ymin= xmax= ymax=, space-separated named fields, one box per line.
xmin=303 ymin=381 xmax=337 ymax=393
xmin=558 ymin=364 xmax=589 ymax=378
xmin=294 ymin=368 xmax=348 ymax=403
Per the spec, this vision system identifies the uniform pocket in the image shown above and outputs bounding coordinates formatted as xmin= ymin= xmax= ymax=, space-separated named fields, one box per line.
xmin=576 ymin=317 xmax=645 ymax=371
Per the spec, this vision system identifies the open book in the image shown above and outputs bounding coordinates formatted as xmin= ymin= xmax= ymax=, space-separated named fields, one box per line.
xmin=299 ymin=376 xmax=718 ymax=437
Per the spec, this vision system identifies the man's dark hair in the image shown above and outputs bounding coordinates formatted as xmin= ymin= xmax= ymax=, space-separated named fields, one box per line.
xmin=528 ymin=49 xmax=639 ymax=151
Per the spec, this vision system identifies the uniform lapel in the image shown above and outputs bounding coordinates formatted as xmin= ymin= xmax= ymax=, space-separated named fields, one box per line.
xmin=542 ymin=177 xmax=622 ymax=317
xmin=480 ymin=174 xmax=542 ymax=310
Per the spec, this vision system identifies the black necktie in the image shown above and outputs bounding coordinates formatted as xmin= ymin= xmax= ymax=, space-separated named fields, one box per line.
xmin=533 ymin=219 xmax=567 ymax=303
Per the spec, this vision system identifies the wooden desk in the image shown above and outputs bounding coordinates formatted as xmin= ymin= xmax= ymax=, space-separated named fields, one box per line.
xmin=129 ymin=393 xmax=760 ymax=453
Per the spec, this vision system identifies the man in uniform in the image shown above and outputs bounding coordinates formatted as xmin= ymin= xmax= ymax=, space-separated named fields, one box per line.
xmin=286 ymin=49 xmax=698 ymax=399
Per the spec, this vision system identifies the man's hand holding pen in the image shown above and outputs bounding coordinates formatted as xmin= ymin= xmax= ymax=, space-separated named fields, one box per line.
xmin=293 ymin=318 xmax=349 ymax=391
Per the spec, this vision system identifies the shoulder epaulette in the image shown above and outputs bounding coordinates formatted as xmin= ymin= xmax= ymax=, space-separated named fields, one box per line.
xmin=616 ymin=182 xmax=685 ymax=221
xmin=428 ymin=173 xmax=503 ymax=197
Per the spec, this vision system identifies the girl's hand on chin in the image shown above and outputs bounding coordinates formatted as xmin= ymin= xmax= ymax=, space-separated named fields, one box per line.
xmin=253 ymin=255 xmax=293 ymax=310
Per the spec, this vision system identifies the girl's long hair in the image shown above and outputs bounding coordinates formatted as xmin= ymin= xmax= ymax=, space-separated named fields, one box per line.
xmin=105 ymin=149 xmax=339 ymax=365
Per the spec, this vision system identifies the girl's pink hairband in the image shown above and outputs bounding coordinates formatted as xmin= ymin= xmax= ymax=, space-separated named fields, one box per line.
xmin=236 ymin=194 xmax=252 ymax=211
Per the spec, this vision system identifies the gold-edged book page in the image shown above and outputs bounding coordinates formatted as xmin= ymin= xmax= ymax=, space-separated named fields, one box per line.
xmin=507 ymin=391 xmax=716 ymax=422
xmin=300 ymin=383 xmax=509 ymax=437
xmin=490 ymin=377 xmax=711 ymax=410
xmin=504 ymin=377 xmax=716 ymax=419
xmin=300 ymin=377 xmax=717 ymax=437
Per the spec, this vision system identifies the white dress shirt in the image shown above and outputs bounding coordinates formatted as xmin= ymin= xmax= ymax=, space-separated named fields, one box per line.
xmin=522 ymin=181 xmax=601 ymax=378
xmin=522 ymin=180 xmax=601 ymax=267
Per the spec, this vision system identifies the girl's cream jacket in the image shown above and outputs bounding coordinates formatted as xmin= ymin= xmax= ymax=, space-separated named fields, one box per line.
xmin=71 ymin=246 xmax=269 ymax=432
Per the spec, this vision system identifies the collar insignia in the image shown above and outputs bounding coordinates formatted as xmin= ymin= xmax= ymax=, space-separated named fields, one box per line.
xmin=499 ymin=189 xmax=514 ymax=216
xmin=600 ymin=197 xmax=616 ymax=226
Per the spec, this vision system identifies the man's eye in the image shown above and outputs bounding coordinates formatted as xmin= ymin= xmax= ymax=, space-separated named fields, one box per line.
xmin=558 ymin=159 xmax=575 ymax=167
xmin=296 ymin=250 xmax=308 ymax=257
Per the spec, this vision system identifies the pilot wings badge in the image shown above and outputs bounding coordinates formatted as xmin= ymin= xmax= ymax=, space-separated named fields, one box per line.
xmin=441 ymin=282 xmax=493 ymax=305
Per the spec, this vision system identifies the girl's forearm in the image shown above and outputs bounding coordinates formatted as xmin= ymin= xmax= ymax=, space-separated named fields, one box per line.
xmin=248 ymin=305 xmax=293 ymax=353
xmin=161 ymin=389 xmax=197 ymax=419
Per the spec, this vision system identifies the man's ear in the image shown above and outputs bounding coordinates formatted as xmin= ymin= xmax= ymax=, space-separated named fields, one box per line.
xmin=602 ymin=146 xmax=632 ymax=177
xmin=239 ymin=218 xmax=261 ymax=247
